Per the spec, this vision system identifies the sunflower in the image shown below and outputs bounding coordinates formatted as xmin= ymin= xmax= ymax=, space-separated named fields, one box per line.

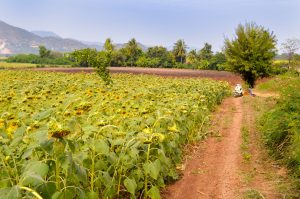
xmin=6 ymin=122 xmax=18 ymax=138
xmin=0 ymin=119 xmax=5 ymax=128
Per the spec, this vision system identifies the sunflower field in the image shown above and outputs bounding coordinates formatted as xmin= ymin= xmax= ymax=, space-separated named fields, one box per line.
xmin=0 ymin=71 xmax=230 ymax=198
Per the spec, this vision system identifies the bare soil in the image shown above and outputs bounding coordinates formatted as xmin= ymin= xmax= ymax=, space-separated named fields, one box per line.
xmin=163 ymin=97 xmax=243 ymax=199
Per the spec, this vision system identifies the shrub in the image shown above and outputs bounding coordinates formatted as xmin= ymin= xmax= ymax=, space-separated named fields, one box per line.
xmin=260 ymin=75 xmax=300 ymax=176
xmin=136 ymin=56 xmax=160 ymax=68
xmin=6 ymin=54 xmax=73 ymax=65
xmin=270 ymin=61 xmax=288 ymax=75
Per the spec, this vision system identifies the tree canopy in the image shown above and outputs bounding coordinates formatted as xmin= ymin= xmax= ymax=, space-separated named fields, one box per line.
xmin=146 ymin=46 xmax=174 ymax=68
xmin=121 ymin=38 xmax=143 ymax=66
xmin=187 ymin=49 xmax=198 ymax=64
xmin=224 ymin=22 xmax=277 ymax=87
xmin=199 ymin=43 xmax=213 ymax=61
xmin=71 ymin=48 xmax=112 ymax=85
xmin=173 ymin=39 xmax=187 ymax=64
xmin=104 ymin=38 xmax=114 ymax=52
xmin=39 ymin=45 xmax=51 ymax=58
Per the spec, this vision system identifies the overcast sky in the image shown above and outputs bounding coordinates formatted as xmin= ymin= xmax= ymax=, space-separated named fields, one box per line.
xmin=0 ymin=0 xmax=299 ymax=51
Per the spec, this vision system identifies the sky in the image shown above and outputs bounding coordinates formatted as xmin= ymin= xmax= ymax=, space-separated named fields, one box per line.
xmin=0 ymin=0 xmax=299 ymax=51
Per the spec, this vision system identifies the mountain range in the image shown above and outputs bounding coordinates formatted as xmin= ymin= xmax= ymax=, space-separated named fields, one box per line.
xmin=31 ymin=31 xmax=62 ymax=38
xmin=0 ymin=20 xmax=147 ymax=55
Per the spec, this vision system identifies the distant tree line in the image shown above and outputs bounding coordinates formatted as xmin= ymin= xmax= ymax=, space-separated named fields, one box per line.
xmin=71 ymin=38 xmax=227 ymax=70
xmin=6 ymin=46 xmax=73 ymax=65
xmin=4 ymin=34 xmax=299 ymax=77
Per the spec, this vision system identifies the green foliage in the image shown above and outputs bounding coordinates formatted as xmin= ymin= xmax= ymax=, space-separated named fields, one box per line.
xmin=94 ymin=51 xmax=112 ymax=85
xmin=173 ymin=39 xmax=187 ymax=64
xmin=104 ymin=38 xmax=114 ymax=52
xmin=134 ymin=46 xmax=174 ymax=68
xmin=197 ymin=60 xmax=210 ymax=70
xmin=270 ymin=61 xmax=288 ymax=75
xmin=259 ymin=75 xmax=300 ymax=177
xmin=187 ymin=45 xmax=225 ymax=70
xmin=210 ymin=52 xmax=226 ymax=70
xmin=224 ymin=22 xmax=277 ymax=87
xmin=136 ymin=56 xmax=160 ymax=68
xmin=199 ymin=43 xmax=213 ymax=61
xmin=121 ymin=38 xmax=143 ymax=66
xmin=71 ymin=49 xmax=112 ymax=85
xmin=0 ymin=71 xmax=230 ymax=198
xmin=174 ymin=62 xmax=194 ymax=69
xmin=186 ymin=49 xmax=198 ymax=65
xmin=5 ymin=38 xmax=230 ymax=71
xmin=110 ymin=50 xmax=126 ymax=67
xmin=294 ymin=54 xmax=300 ymax=61
xmin=146 ymin=46 xmax=174 ymax=68
xmin=6 ymin=54 xmax=73 ymax=65
xmin=39 ymin=46 xmax=51 ymax=58
xmin=71 ymin=48 xmax=98 ymax=67
xmin=6 ymin=46 xmax=72 ymax=66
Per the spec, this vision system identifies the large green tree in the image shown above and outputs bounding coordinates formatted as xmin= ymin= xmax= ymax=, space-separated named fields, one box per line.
xmin=122 ymin=38 xmax=143 ymax=66
xmin=39 ymin=45 xmax=50 ymax=58
xmin=104 ymin=38 xmax=115 ymax=66
xmin=210 ymin=52 xmax=226 ymax=70
xmin=146 ymin=46 xmax=174 ymax=67
xmin=199 ymin=43 xmax=213 ymax=61
xmin=187 ymin=49 xmax=198 ymax=64
xmin=224 ymin=22 xmax=277 ymax=87
xmin=71 ymin=48 xmax=112 ymax=84
xmin=71 ymin=48 xmax=98 ymax=67
xmin=173 ymin=39 xmax=187 ymax=64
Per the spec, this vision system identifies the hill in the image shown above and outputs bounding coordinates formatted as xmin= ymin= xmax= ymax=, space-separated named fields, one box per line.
xmin=0 ymin=20 xmax=89 ymax=55
xmin=31 ymin=31 xmax=61 ymax=38
xmin=0 ymin=20 xmax=148 ymax=55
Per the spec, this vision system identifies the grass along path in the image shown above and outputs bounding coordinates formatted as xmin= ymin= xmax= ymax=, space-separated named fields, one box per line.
xmin=239 ymin=94 xmax=299 ymax=199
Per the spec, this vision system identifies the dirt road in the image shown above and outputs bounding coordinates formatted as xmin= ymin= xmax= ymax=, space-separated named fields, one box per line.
xmin=163 ymin=97 xmax=243 ymax=199
xmin=163 ymin=90 xmax=297 ymax=199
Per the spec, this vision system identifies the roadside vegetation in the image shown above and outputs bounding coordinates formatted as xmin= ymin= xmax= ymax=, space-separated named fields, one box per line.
xmin=258 ymin=73 xmax=300 ymax=180
xmin=240 ymin=93 xmax=300 ymax=198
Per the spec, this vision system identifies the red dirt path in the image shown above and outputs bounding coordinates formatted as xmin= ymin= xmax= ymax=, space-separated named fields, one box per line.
xmin=163 ymin=97 xmax=243 ymax=199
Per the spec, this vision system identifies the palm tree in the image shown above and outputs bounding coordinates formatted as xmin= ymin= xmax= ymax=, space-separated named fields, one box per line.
xmin=124 ymin=38 xmax=142 ymax=66
xmin=173 ymin=39 xmax=187 ymax=64
xmin=199 ymin=42 xmax=213 ymax=61
xmin=187 ymin=49 xmax=198 ymax=64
